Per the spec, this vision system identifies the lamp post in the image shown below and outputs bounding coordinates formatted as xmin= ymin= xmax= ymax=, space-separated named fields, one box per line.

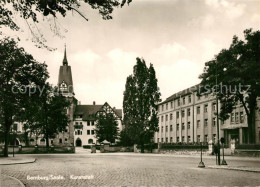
xmin=215 ymin=66 xmax=227 ymax=165
xmin=198 ymin=141 xmax=205 ymax=168
xmin=221 ymin=137 xmax=227 ymax=165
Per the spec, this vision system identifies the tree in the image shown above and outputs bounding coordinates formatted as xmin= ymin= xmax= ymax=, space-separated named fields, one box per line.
xmin=118 ymin=128 xmax=134 ymax=146
xmin=95 ymin=113 xmax=119 ymax=143
xmin=199 ymin=29 xmax=260 ymax=144
xmin=36 ymin=85 xmax=70 ymax=147
xmin=0 ymin=37 xmax=48 ymax=156
xmin=123 ymin=57 xmax=161 ymax=153
xmin=0 ymin=0 xmax=132 ymax=49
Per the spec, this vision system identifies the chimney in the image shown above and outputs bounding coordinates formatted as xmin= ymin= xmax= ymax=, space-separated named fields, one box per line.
xmin=93 ymin=101 xmax=95 ymax=105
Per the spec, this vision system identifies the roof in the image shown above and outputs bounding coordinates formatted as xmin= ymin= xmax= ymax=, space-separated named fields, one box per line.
xmin=159 ymin=84 xmax=200 ymax=105
xmin=74 ymin=104 xmax=123 ymax=120
xmin=75 ymin=105 xmax=103 ymax=120
xmin=114 ymin=109 xmax=122 ymax=118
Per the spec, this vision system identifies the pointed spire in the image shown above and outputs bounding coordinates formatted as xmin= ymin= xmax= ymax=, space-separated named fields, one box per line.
xmin=63 ymin=43 xmax=68 ymax=66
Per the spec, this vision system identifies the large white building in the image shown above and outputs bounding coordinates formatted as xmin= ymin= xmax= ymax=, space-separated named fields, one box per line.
xmin=155 ymin=85 xmax=260 ymax=146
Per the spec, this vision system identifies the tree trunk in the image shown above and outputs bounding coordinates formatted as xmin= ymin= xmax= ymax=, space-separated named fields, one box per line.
xmin=24 ymin=131 xmax=29 ymax=146
xmin=247 ymin=111 xmax=256 ymax=144
xmin=3 ymin=124 xmax=11 ymax=157
xmin=46 ymin=133 xmax=49 ymax=148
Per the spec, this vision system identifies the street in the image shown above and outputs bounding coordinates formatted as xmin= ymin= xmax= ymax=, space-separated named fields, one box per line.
xmin=1 ymin=151 xmax=260 ymax=186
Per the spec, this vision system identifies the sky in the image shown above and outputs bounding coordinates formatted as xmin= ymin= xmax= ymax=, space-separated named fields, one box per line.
xmin=2 ymin=0 xmax=260 ymax=109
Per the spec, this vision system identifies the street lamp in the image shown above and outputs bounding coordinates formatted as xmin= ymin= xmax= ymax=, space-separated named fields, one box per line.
xmin=198 ymin=141 xmax=205 ymax=168
xmin=215 ymin=66 xmax=227 ymax=165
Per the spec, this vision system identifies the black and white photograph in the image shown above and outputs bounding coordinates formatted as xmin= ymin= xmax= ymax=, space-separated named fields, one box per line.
xmin=0 ymin=0 xmax=260 ymax=186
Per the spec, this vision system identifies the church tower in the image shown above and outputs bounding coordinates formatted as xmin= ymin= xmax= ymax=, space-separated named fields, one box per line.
xmin=55 ymin=46 xmax=77 ymax=146
xmin=58 ymin=46 xmax=74 ymax=97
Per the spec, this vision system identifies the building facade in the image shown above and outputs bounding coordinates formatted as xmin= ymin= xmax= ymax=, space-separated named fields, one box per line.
xmin=155 ymin=85 xmax=260 ymax=146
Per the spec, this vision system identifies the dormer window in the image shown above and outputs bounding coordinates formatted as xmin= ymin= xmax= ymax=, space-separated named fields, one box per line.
xmin=60 ymin=81 xmax=67 ymax=91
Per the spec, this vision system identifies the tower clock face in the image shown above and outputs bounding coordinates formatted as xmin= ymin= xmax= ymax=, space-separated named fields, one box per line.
xmin=60 ymin=81 xmax=67 ymax=91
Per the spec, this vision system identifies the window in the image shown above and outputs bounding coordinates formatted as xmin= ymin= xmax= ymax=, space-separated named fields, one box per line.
xmin=161 ymin=105 xmax=164 ymax=111
xmin=197 ymin=135 xmax=200 ymax=143
xmin=91 ymin=130 xmax=95 ymax=135
xmin=197 ymin=106 xmax=200 ymax=114
xmin=177 ymin=137 xmax=180 ymax=142
xmin=87 ymin=121 xmax=90 ymax=126
xmin=171 ymin=101 xmax=173 ymax=108
xmin=76 ymin=122 xmax=79 ymax=125
xmin=240 ymin=112 xmax=244 ymax=123
xmin=161 ymin=138 xmax=164 ymax=143
xmin=177 ymin=124 xmax=179 ymax=130
xmin=80 ymin=122 xmax=83 ymax=125
xmin=166 ymin=137 xmax=168 ymax=143
xmin=65 ymin=138 xmax=68 ymax=142
xmin=170 ymin=137 xmax=173 ymax=143
xmin=170 ymin=113 xmax=173 ymax=120
xmin=170 ymin=125 xmax=173 ymax=131
xmin=231 ymin=113 xmax=234 ymax=123
xmin=235 ymin=112 xmax=239 ymax=123
xmin=166 ymin=103 xmax=168 ymax=110
xmin=181 ymin=110 xmax=185 ymax=117
xmin=92 ymin=121 xmax=95 ymax=126
xmin=187 ymin=122 xmax=190 ymax=129
xmin=188 ymin=95 xmax=191 ymax=103
xmin=212 ymin=117 xmax=216 ymax=126
xmin=161 ymin=116 xmax=164 ymax=122
xmin=166 ymin=126 xmax=168 ymax=132
xmin=176 ymin=111 xmax=179 ymax=118
xmin=157 ymin=138 xmax=159 ymax=143
xmin=187 ymin=108 xmax=191 ymax=116
xmin=212 ymin=103 xmax=216 ymax=111
xmin=182 ymin=136 xmax=185 ymax=142
xmin=13 ymin=123 xmax=18 ymax=131
xmin=75 ymin=131 xmax=77 ymax=135
xmin=204 ymin=104 xmax=208 ymax=113
xmin=65 ymin=128 xmax=68 ymax=133
xmin=166 ymin=115 xmax=168 ymax=121
xmin=204 ymin=119 xmax=208 ymax=127
xmin=87 ymin=130 xmax=90 ymax=135
xmin=204 ymin=135 xmax=208 ymax=143
xmin=188 ymin=136 xmax=191 ymax=143
xmin=213 ymin=134 xmax=216 ymax=143
xmin=77 ymin=130 xmax=81 ymax=135
xmin=161 ymin=126 xmax=163 ymax=132
xmin=183 ymin=97 xmax=185 ymax=105
xmin=59 ymin=138 xmax=62 ymax=144
xmin=197 ymin=120 xmax=200 ymax=128
xmin=178 ymin=99 xmax=180 ymax=106
xmin=182 ymin=123 xmax=185 ymax=130
xmin=88 ymin=139 xmax=93 ymax=144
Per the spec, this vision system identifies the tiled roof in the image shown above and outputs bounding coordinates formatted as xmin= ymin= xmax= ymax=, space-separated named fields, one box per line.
xmin=74 ymin=105 xmax=103 ymax=120
xmin=74 ymin=104 xmax=123 ymax=120
xmin=114 ymin=109 xmax=122 ymax=118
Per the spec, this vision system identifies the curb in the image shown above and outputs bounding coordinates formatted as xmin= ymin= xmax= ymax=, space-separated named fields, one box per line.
xmin=0 ymin=158 xmax=36 ymax=165
xmin=1 ymin=174 xmax=25 ymax=187
xmin=207 ymin=166 xmax=260 ymax=173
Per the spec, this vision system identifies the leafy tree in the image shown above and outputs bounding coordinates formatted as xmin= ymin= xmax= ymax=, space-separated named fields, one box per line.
xmin=95 ymin=113 xmax=119 ymax=143
xmin=123 ymin=57 xmax=161 ymax=153
xmin=0 ymin=0 xmax=132 ymax=48
xmin=36 ymin=85 xmax=70 ymax=147
xmin=118 ymin=128 xmax=134 ymax=146
xmin=199 ymin=29 xmax=260 ymax=144
xmin=0 ymin=37 xmax=48 ymax=156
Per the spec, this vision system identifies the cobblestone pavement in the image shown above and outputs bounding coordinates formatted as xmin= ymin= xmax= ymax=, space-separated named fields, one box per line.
xmin=0 ymin=153 xmax=260 ymax=186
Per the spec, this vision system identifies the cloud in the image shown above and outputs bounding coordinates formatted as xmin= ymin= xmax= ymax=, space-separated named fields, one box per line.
xmin=149 ymin=43 xmax=187 ymax=66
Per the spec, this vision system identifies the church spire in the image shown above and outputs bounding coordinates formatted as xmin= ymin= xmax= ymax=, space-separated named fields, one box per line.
xmin=63 ymin=44 xmax=68 ymax=66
